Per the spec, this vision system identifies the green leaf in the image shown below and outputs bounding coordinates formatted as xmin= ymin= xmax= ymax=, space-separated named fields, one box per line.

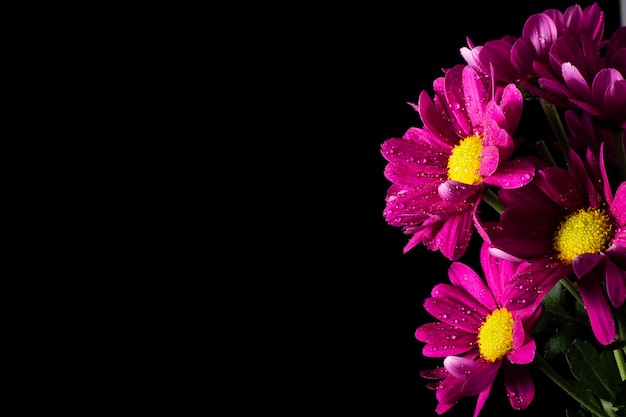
xmin=565 ymin=407 xmax=590 ymax=417
xmin=544 ymin=326 xmax=578 ymax=358
xmin=566 ymin=340 xmax=622 ymax=401
xmin=614 ymin=380 xmax=626 ymax=417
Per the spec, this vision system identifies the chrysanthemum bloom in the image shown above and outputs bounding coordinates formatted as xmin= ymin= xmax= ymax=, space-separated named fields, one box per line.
xmin=479 ymin=145 xmax=626 ymax=345
xmin=461 ymin=3 xmax=606 ymax=94
xmin=380 ymin=64 xmax=535 ymax=260
xmin=415 ymin=242 xmax=541 ymax=416
xmin=536 ymin=25 xmax=626 ymax=129
xmin=565 ymin=109 xmax=619 ymax=178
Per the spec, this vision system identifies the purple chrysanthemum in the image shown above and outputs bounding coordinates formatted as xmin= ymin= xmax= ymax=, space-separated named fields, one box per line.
xmin=536 ymin=25 xmax=626 ymax=129
xmin=565 ymin=109 xmax=619 ymax=171
xmin=415 ymin=242 xmax=541 ymax=416
xmin=480 ymin=145 xmax=626 ymax=345
xmin=461 ymin=2 xmax=606 ymax=90
xmin=381 ymin=64 xmax=535 ymax=260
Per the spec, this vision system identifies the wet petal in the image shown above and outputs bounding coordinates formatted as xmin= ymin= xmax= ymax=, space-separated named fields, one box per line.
xmin=449 ymin=261 xmax=497 ymax=310
xmin=502 ymin=362 xmax=535 ymax=411
xmin=484 ymin=158 xmax=535 ymax=189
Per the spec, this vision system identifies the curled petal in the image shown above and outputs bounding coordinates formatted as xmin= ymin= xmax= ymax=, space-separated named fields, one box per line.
xmin=438 ymin=181 xmax=481 ymax=202
xmin=573 ymin=253 xmax=604 ymax=277
xmin=484 ymin=158 xmax=535 ymax=188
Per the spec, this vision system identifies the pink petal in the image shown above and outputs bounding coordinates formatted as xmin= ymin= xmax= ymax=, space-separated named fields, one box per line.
xmin=502 ymin=362 xmax=535 ymax=410
xmin=612 ymin=182 xmax=626 ymax=226
xmin=448 ymin=261 xmax=496 ymax=310
xmin=499 ymin=83 xmax=523 ymax=131
xmin=484 ymin=158 xmax=535 ymax=188
xmin=578 ymin=273 xmax=616 ymax=345
xmin=444 ymin=356 xmax=499 ymax=396
xmin=430 ymin=211 xmax=475 ymax=261
xmin=605 ymin=249 xmax=626 ymax=308
xmin=461 ymin=65 xmax=488 ymax=127
xmin=561 ymin=62 xmax=592 ymax=102
xmin=522 ymin=14 xmax=557 ymax=59
xmin=480 ymin=145 xmax=500 ymax=177
xmin=573 ymin=253 xmax=604 ymax=277
xmin=507 ymin=331 xmax=535 ymax=364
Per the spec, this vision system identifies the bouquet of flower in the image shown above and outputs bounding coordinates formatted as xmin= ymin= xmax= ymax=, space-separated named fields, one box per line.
xmin=380 ymin=3 xmax=626 ymax=416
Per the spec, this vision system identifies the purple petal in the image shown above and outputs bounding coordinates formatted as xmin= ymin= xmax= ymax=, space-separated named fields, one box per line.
xmin=605 ymin=251 xmax=626 ymax=308
xmin=507 ymin=331 xmax=535 ymax=364
xmin=499 ymin=83 xmax=523 ymax=131
xmin=504 ymin=259 xmax=570 ymax=310
xmin=480 ymin=145 xmax=500 ymax=177
xmin=448 ymin=262 xmax=496 ymax=310
xmin=418 ymin=90 xmax=460 ymax=145
xmin=438 ymin=180 xmax=481 ymax=202
xmin=502 ymin=362 xmax=535 ymax=410
xmin=578 ymin=274 xmax=616 ymax=345
xmin=429 ymin=211 xmax=475 ymax=261
xmin=573 ymin=253 xmax=604 ymax=277
xmin=612 ymin=182 xmax=626 ymax=226
xmin=561 ymin=62 xmax=592 ymax=102
xmin=484 ymin=158 xmax=535 ymax=189
xmin=462 ymin=66 xmax=489 ymax=128
xmin=522 ymin=14 xmax=557 ymax=60
xmin=445 ymin=65 xmax=473 ymax=135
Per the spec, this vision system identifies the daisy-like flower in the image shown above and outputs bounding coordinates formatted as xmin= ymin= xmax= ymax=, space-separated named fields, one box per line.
xmin=415 ymin=242 xmax=542 ymax=416
xmin=460 ymin=2 xmax=605 ymax=85
xmin=536 ymin=25 xmax=626 ymax=129
xmin=381 ymin=64 xmax=535 ymax=260
xmin=564 ymin=109 xmax=619 ymax=178
xmin=480 ymin=145 xmax=626 ymax=345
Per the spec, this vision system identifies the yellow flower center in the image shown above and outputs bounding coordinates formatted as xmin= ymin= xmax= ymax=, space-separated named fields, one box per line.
xmin=447 ymin=135 xmax=483 ymax=185
xmin=552 ymin=208 xmax=613 ymax=264
xmin=477 ymin=308 xmax=514 ymax=362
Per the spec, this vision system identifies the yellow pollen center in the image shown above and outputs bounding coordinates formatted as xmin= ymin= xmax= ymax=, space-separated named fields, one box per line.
xmin=477 ymin=308 xmax=514 ymax=362
xmin=447 ymin=135 xmax=484 ymax=184
xmin=552 ymin=208 xmax=613 ymax=264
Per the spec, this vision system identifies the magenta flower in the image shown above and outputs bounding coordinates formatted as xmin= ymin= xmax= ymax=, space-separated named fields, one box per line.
xmin=564 ymin=109 xmax=619 ymax=175
xmin=381 ymin=64 xmax=535 ymax=260
xmin=461 ymin=3 xmax=605 ymax=84
xmin=415 ymin=242 xmax=541 ymax=416
xmin=480 ymin=145 xmax=626 ymax=345
xmin=536 ymin=25 xmax=626 ymax=129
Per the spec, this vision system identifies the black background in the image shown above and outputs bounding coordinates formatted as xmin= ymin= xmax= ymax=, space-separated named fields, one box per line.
xmin=114 ymin=1 xmax=622 ymax=415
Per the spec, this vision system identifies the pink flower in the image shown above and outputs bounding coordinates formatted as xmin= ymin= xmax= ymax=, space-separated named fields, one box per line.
xmin=415 ymin=242 xmax=541 ymax=416
xmin=380 ymin=64 xmax=535 ymax=260
xmin=479 ymin=145 xmax=626 ymax=345
xmin=461 ymin=3 xmax=606 ymax=87
xmin=536 ymin=26 xmax=626 ymax=129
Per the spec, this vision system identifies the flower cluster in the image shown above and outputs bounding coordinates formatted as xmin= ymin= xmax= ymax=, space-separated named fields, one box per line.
xmin=380 ymin=3 xmax=626 ymax=416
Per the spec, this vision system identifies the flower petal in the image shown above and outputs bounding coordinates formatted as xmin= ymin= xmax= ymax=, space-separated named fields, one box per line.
xmin=577 ymin=272 xmax=616 ymax=345
xmin=573 ymin=253 xmax=604 ymax=277
xmin=484 ymin=158 xmax=535 ymax=189
xmin=502 ymin=362 xmax=535 ymax=411
xmin=448 ymin=261 xmax=496 ymax=310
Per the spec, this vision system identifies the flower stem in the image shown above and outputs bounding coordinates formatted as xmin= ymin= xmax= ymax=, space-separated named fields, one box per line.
xmin=532 ymin=353 xmax=610 ymax=417
xmin=539 ymin=98 xmax=570 ymax=167
xmin=612 ymin=129 xmax=626 ymax=182
xmin=615 ymin=318 xmax=626 ymax=381
xmin=482 ymin=188 xmax=504 ymax=214
xmin=560 ymin=276 xmax=584 ymax=306
xmin=531 ymin=140 xmax=558 ymax=167
xmin=614 ymin=348 xmax=626 ymax=382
